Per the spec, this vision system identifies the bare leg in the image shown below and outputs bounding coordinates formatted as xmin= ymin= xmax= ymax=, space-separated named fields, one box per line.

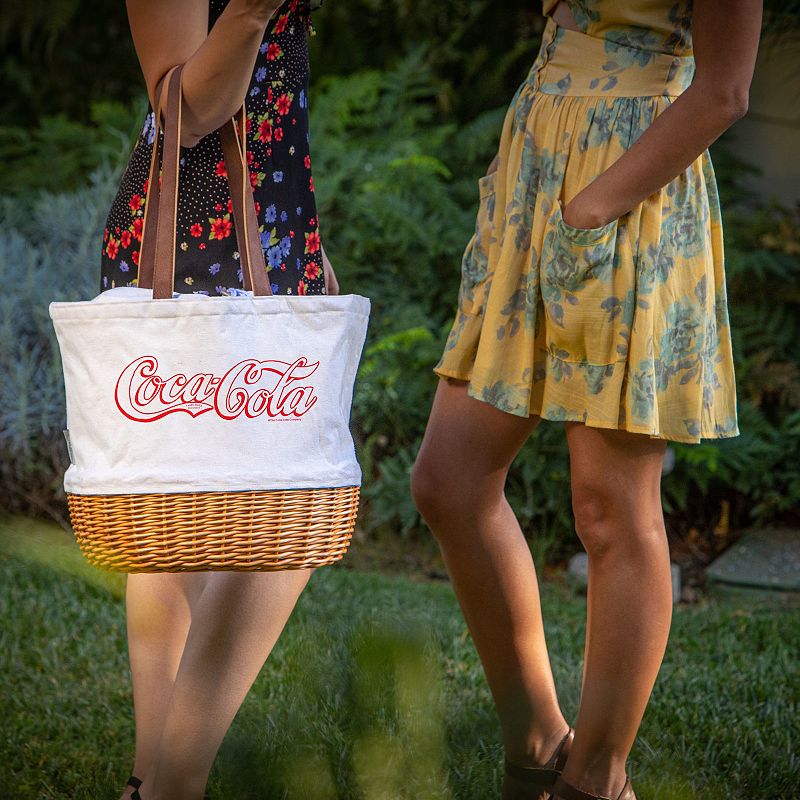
xmin=556 ymin=424 xmax=672 ymax=798
xmin=120 ymin=572 xmax=209 ymax=800
xmin=139 ymin=569 xmax=313 ymax=800
xmin=411 ymin=379 xmax=569 ymax=767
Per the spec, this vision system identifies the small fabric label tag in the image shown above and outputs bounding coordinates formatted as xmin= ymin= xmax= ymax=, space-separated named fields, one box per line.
xmin=63 ymin=429 xmax=75 ymax=464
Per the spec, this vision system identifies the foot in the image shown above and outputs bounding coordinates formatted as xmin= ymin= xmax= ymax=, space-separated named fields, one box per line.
xmin=502 ymin=725 xmax=574 ymax=800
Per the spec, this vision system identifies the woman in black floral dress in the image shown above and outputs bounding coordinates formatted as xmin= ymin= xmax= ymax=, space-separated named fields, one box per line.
xmin=110 ymin=3 xmax=335 ymax=800
xmin=102 ymin=0 xmax=332 ymax=299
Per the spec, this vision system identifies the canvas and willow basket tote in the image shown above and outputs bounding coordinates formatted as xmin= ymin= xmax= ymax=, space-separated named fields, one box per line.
xmin=49 ymin=65 xmax=371 ymax=572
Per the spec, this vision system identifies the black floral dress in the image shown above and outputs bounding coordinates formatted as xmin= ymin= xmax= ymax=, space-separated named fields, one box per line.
xmin=100 ymin=0 xmax=325 ymax=297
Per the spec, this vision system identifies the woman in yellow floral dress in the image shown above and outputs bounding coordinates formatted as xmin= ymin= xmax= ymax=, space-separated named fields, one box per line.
xmin=412 ymin=2 xmax=762 ymax=799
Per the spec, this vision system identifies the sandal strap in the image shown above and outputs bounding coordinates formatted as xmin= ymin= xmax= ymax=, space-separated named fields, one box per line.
xmin=552 ymin=775 xmax=613 ymax=800
xmin=504 ymin=726 xmax=574 ymax=787
xmin=553 ymin=727 xmax=574 ymax=771
xmin=553 ymin=775 xmax=634 ymax=800
xmin=504 ymin=760 xmax=560 ymax=787
xmin=131 ymin=791 xmax=142 ymax=800
xmin=127 ymin=775 xmax=143 ymax=790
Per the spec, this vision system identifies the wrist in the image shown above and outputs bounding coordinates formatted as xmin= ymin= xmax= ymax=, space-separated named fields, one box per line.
xmin=562 ymin=192 xmax=609 ymax=230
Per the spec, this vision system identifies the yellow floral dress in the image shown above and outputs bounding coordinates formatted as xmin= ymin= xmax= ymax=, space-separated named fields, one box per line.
xmin=434 ymin=0 xmax=739 ymax=444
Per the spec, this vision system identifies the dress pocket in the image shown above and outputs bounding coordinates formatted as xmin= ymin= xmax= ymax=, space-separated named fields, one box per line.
xmin=540 ymin=201 xmax=627 ymax=366
xmin=458 ymin=171 xmax=498 ymax=315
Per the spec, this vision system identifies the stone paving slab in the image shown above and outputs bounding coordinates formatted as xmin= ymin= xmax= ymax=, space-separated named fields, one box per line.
xmin=707 ymin=528 xmax=800 ymax=592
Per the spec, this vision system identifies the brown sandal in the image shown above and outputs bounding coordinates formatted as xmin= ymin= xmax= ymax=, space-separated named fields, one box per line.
xmin=550 ymin=773 xmax=637 ymax=800
xmin=502 ymin=726 xmax=575 ymax=800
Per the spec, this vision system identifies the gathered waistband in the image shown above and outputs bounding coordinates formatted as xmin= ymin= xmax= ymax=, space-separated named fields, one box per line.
xmin=529 ymin=17 xmax=695 ymax=98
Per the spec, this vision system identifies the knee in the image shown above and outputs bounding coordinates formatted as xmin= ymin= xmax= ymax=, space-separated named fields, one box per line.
xmin=571 ymin=482 xmax=664 ymax=560
xmin=410 ymin=451 xmax=465 ymax=533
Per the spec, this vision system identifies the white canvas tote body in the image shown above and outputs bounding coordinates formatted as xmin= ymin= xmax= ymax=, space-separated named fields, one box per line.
xmin=48 ymin=65 xmax=370 ymax=566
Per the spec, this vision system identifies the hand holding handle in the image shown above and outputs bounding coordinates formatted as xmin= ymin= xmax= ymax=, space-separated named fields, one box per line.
xmin=138 ymin=64 xmax=272 ymax=299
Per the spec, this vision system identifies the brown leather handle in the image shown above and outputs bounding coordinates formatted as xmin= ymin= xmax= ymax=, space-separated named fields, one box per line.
xmin=138 ymin=64 xmax=273 ymax=299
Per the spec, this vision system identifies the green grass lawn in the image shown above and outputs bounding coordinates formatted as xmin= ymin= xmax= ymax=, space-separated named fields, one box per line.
xmin=1 ymin=518 xmax=798 ymax=800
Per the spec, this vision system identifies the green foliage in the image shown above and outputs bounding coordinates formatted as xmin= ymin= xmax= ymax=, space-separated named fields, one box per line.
xmin=0 ymin=168 xmax=119 ymax=519
xmin=0 ymin=98 xmax=146 ymax=195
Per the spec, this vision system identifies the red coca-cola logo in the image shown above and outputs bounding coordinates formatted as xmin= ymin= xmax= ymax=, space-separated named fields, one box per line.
xmin=115 ymin=355 xmax=319 ymax=422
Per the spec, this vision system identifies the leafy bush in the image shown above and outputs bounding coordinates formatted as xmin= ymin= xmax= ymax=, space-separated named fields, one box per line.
xmin=0 ymin=169 xmax=118 ymax=520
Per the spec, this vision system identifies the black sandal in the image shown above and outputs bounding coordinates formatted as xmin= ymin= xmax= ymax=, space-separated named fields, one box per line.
xmin=127 ymin=774 xmax=143 ymax=799
xmin=502 ymin=726 xmax=575 ymax=800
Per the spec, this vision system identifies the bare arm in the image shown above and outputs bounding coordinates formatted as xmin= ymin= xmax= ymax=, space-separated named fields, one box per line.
xmin=562 ymin=0 xmax=763 ymax=230
xmin=126 ymin=0 xmax=284 ymax=147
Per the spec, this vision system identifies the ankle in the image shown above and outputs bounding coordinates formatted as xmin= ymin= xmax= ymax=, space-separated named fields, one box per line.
xmin=559 ymin=756 xmax=628 ymax=799
xmin=506 ymin=720 xmax=571 ymax=766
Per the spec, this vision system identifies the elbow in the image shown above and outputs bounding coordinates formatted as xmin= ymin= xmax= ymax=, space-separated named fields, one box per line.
xmin=722 ymin=90 xmax=749 ymax=124
xmin=179 ymin=128 xmax=203 ymax=149
xmin=711 ymin=86 xmax=750 ymax=126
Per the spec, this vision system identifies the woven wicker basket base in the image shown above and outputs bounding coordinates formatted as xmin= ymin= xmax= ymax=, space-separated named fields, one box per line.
xmin=67 ymin=486 xmax=359 ymax=572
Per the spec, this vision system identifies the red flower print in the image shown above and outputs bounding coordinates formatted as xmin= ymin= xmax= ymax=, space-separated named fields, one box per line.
xmin=103 ymin=228 xmax=109 ymax=243
xmin=249 ymin=171 xmax=259 ymax=189
xmin=267 ymin=87 xmax=273 ymax=103
xmin=227 ymin=198 xmax=233 ymax=213
xmin=143 ymin=178 xmax=149 ymax=194
xmin=132 ymin=249 xmax=140 ymax=266
xmin=258 ymin=119 xmax=273 ymax=143
xmin=304 ymin=230 xmax=321 ymax=254
xmin=120 ymin=230 xmax=132 ymax=248
xmin=190 ymin=223 xmax=203 ymax=238
xmin=254 ymin=201 xmax=261 ymax=214
xmin=130 ymin=194 xmax=143 ymax=214
xmin=267 ymin=42 xmax=281 ymax=61
xmin=309 ymin=175 xmax=315 ymax=192
xmin=309 ymin=217 xmax=317 ymax=227
xmin=199 ymin=242 xmax=206 ymax=250
xmin=274 ymin=13 xmax=288 ymax=34
xmin=304 ymin=261 xmax=320 ymax=280
xmin=209 ymin=216 xmax=233 ymax=240
xmin=274 ymin=127 xmax=284 ymax=142
xmin=246 ymin=149 xmax=254 ymax=165
xmin=215 ymin=203 xmax=223 ymax=212
xmin=276 ymin=94 xmax=292 ymax=116
xmin=132 ymin=218 xmax=144 ymax=241
xmin=304 ymin=154 xmax=311 ymax=169
xmin=297 ymin=280 xmax=307 ymax=296
xmin=216 ymin=159 xmax=227 ymax=178
xmin=106 ymin=238 xmax=119 ymax=259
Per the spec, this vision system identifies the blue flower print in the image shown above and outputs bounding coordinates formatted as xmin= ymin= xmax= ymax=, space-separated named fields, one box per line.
xmin=255 ymin=66 xmax=267 ymax=82
xmin=280 ymin=210 xmax=288 ymax=222
xmin=260 ymin=231 xmax=271 ymax=250
xmin=271 ymin=282 xmax=280 ymax=293
xmin=299 ymin=89 xmax=307 ymax=108
xmin=119 ymin=260 xmax=129 ymax=272
xmin=296 ymin=206 xmax=302 ymax=216
xmin=280 ymin=236 xmax=292 ymax=256
xmin=267 ymin=245 xmax=283 ymax=268
xmin=265 ymin=204 xmax=277 ymax=223
xmin=273 ymin=171 xmax=284 ymax=183
xmin=250 ymin=87 xmax=260 ymax=97
xmin=209 ymin=262 xmax=221 ymax=275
